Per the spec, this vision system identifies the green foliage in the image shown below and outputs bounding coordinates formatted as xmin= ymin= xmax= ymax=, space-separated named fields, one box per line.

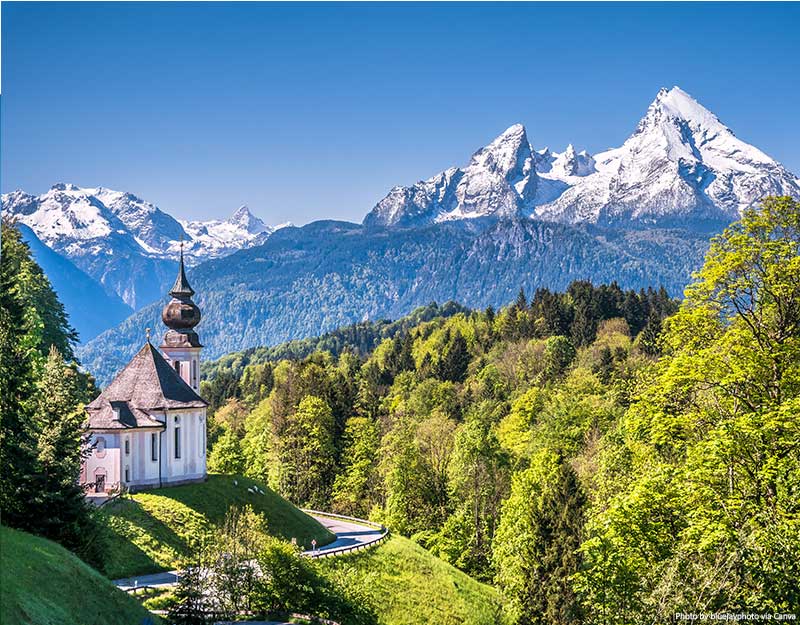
xmin=494 ymin=453 xmax=586 ymax=625
xmin=169 ymin=506 xmax=376 ymax=625
xmin=576 ymin=196 xmax=800 ymax=620
xmin=332 ymin=417 xmax=381 ymax=516
xmin=0 ymin=219 xmax=102 ymax=569
xmin=207 ymin=426 xmax=246 ymax=475
xmin=269 ymin=395 xmax=336 ymax=507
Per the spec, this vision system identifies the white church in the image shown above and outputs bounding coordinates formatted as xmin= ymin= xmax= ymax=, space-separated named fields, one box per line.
xmin=82 ymin=250 xmax=208 ymax=495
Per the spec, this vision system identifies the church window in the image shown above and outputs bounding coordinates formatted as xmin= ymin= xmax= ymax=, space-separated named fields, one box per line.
xmin=192 ymin=360 xmax=198 ymax=388
xmin=175 ymin=426 xmax=182 ymax=459
xmin=94 ymin=468 xmax=107 ymax=493
xmin=175 ymin=361 xmax=181 ymax=376
xmin=151 ymin=433 xmax=158 ymax=461
xmin=95 ymin=437 xmax=106 ymax=459
xmin=124 ymin=438 xmax=130 ymax=456
xmin=124 ymin=466 xmax=130 ymax=482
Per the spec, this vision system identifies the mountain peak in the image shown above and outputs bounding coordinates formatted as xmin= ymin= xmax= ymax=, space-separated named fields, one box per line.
xmin=643 ymin=85 xmax=723 ymax=131
xmin=231 ymin=204 xmax=252 ymax=221
xmin=50 ymin=183 xmax=81 ymax=192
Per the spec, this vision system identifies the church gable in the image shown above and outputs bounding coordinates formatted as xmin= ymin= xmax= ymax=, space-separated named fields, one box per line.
xmin=86 ymin=336 xmax=207 ymax=430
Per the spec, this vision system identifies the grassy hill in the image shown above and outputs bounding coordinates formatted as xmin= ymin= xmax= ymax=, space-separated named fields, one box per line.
xmin=101 ymin=473 xmax=335 ymax=579
xmin=0 ymin=526 xmax=157 ymax=625
xmin=319 ymin=536 xmax=505 ymax=625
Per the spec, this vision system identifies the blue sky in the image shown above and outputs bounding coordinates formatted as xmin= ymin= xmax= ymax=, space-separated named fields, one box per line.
xmin=2 ymin=2 xmax=798 ymax=225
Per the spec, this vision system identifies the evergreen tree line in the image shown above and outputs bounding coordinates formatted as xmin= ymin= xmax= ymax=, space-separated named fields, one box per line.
xmin=202 ymin=197 xmax=800 ymax=622
xmin=0 ymin=218 xmax=104 ymax=568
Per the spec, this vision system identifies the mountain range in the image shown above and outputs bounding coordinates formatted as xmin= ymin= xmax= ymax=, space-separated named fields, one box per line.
xmin=365 ymin=87 xmax=799 ymax=228
xmin=2 ymin=183 xmax=286 ymax=311
xmin=3 ymin=86 xmax=798 ymax=382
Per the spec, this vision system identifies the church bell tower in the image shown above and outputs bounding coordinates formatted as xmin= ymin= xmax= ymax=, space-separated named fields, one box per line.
xmin=160 ymin=245 xmax=202 ymax=391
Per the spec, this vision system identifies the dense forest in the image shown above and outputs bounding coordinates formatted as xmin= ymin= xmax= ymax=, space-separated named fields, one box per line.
xmin=202 ymin=197 xmax=800 ymax=621
xmin=1 ymin=196 xmax=798 ymax=623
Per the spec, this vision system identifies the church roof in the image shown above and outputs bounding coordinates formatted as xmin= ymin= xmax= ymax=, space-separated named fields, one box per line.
xmin=86 ymin=342 xmax=207 ymax=430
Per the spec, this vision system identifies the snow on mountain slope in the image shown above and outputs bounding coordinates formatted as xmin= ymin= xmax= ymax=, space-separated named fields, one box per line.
xmin=179 ymin=205 xmax=288 ymax=258
xmin=364 ymin=124 xmax=537 ymax=227
xmin=365 ymin=87 xmax=799 ymax=229
xmin=2 ymin=184 xmax=284 ymax=309
xmin=534 ymin=87 xmax=800 ymax=226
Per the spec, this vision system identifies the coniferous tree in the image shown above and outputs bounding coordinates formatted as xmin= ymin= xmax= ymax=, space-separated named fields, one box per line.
xmin=0 ymin=304 xmax=40 ymax=529
xmin=438 ymin=331 xmax=470 ymax=383
xmin=169 ymin=556 xmax=209 ymax=625
xmin=28 ymin=346 xmax=98 ymax=558
xmin=494 ymin=456 xmax=586 ymax=625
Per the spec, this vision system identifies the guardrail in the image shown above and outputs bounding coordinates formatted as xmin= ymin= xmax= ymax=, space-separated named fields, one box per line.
xmin=300 ymin=509 xmax=390 ymax=559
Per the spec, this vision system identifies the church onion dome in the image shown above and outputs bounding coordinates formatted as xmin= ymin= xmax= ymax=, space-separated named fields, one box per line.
xmin=162 ymin=247 xmax=202 ymax=332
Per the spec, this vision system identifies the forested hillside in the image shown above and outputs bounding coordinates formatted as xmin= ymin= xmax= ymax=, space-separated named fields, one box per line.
xmin=78 ymin=217 xmax=711 ymax=385
xmin=201 ymin=197 xmax=800 ymax=621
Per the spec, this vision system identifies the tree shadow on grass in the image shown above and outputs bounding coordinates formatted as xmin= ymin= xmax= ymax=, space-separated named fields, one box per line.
xmin=101 ymin=497 xmax=207 ymax=578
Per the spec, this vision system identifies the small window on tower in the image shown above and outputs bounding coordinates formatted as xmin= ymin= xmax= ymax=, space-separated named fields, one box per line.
xmin=124 ymin=438 xmax=130 ymax=456
xmin=124 ymin=466 xmax=130 ymax=482
xmin=151 ymin=432 xmax=158 ymax=462
xmin=174 ymin=361 xmax=181 ymax=376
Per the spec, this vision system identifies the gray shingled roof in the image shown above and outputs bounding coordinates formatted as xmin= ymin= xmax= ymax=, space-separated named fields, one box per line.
xmin=86 ymin=342 xmax=207 ymax=430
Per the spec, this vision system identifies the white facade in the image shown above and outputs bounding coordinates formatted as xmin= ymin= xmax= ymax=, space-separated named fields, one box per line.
xmin=85 ymin=407 xmax=206 ymax=493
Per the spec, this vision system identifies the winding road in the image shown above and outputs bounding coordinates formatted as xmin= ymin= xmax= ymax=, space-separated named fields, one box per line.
xmin=113 ymin=513 xmax=384 ymax=590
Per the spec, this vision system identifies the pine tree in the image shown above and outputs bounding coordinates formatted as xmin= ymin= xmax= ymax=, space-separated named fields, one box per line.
xmin=540 ymin=462 xmax=586 ymax=624
xmin=515 ymin=287 xmax=528 ymax=311
xmin=494 ymin=456 xmax=586 ymax=625
xmin=29 ymin=346 xmax=97 ymax=559
xmin=169 ymin=558 xmax=208 ymax=625
xmin=438 ymin=331 xmax=470 ymax=383
xmin=0 ymin=304 xmax=40 ymax=529
xmin=638 ymin=310 xmax=663 ymax=356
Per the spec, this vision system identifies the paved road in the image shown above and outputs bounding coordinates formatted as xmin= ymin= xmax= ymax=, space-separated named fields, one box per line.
xmin=302 ymin=514 xmax=384 ymax=556
xmin=113 ymin=513 xmax=382 ymax=590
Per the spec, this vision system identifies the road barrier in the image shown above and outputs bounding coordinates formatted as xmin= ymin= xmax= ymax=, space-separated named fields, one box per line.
xmin=300 ymin=509 xmax=390 ymax=559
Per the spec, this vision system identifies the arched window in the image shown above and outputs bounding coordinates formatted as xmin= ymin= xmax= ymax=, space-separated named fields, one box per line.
xmin=95 ymin=437 xmax=107 ymax=459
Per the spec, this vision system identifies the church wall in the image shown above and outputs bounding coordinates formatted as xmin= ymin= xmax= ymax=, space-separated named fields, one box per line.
xmin=84 ymin=432 xmax=121 ymax=492
xmin=125 ymin=429 xmax=163 ymax=487
xmin=162 ymin=408 xmax=207 ymax=485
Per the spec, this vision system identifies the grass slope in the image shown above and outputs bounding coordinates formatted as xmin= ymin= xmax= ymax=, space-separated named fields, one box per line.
xmin=319 ymin=536 xmax=505 ymax=625
xmin=102 ymin=473 xmax=335 ymax=579
xmin=0 ymin=526 xmax=157 ymax=625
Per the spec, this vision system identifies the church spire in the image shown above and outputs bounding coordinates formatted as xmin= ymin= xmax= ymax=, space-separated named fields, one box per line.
xmin=161 ymin=243 xmax=202 ymax=338
xmin=169 ymin=242 xmax=195 ymax=298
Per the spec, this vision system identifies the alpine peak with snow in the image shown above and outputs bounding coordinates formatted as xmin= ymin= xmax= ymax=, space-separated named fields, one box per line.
xmin=1 ymin=183 xmax=285 ymax=309
xmin=363 ymin=122 xmax=536 ymax=227
xmin=364 ymin=86 xmax=800 ymax=229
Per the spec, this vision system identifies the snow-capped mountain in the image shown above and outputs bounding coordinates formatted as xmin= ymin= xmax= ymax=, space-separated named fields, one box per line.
xmin=364 ymin=123 xmax=537 ymax=227
xmin=536 ymin=87 xmax=800 ymax=226
xmin=364 ymin=87 xmax=800 ymax=229
xmin=180 ymin=205 xmax=286 ymax=258
xmin=2 ymin=184 xmax=285 ymax=309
